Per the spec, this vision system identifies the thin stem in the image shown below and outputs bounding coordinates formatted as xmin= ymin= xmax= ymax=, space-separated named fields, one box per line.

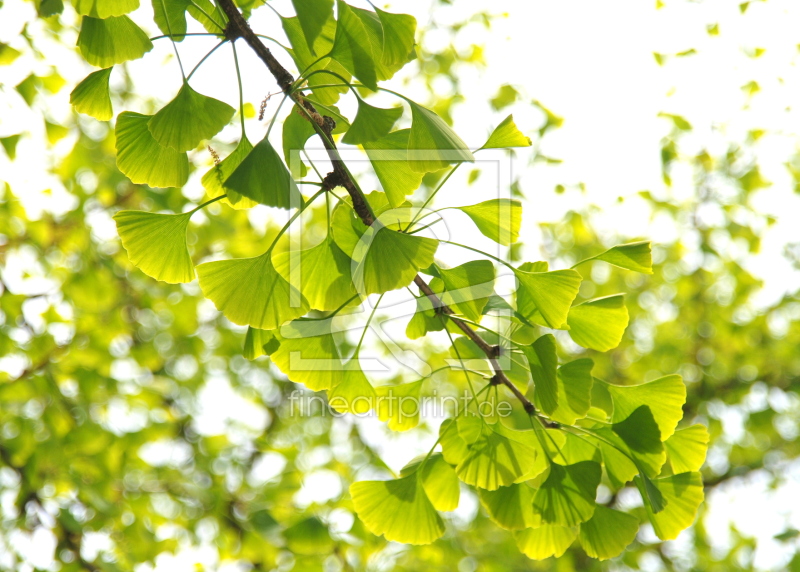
xmin=255 ymin=35 xmax=291 ymax=52
xmin=301 ymin=293 xmax=361 ymax=321
xmin=160 ymin=0 xmax=186 ymax=79
xmin=232 ymin=41 xmax=246 ymax=134
xmin=189 ymin=194 xmax=226 ymax=214
xmin=189 ymin=0 xmax=226 ymax=31
xmin=150 ymin=32 xmax=221 ymax=41
xmin=354 ymin=294 xmax=384 ymax=356
xmin=266 ymin=94 xmax=290 ymax=138
xmin=444 ymin=320 xmax=482 ymax=418
xmin=405 ymin=165 xmax=461 ymax=230
xmin=445 ymin=315 xmax=517 ymax=347
xmin=297 ymin=52 xmax=333 ymax=82
xmin=297 ymin=181 xmax=324 ymax=186
xmin=265 ymin=189 xmax=326 ymax=255
xmin=406 ymin=218 xmax=443 ymax=235
xmin=187 ymin=40 xmax=228 ymax=81
xmin=441 ymin=240 xmax=517 ymax=272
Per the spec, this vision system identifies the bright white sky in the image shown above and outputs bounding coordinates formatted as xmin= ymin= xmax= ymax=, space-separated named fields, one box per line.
xmin=2 ymin=0 xmax=800 ymax=570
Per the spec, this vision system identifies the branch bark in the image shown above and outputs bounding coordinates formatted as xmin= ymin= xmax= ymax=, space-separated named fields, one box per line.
xmin=216 ymin=0 xmax=536 ymax=415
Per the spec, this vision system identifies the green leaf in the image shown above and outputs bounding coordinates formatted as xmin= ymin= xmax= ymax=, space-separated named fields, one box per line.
xmin=291 ymin=0 xmax=333 ymax=53
xmin=406 ymin=293 xmax=445 ymax=339
xmin=271 ymin=319 xmax=342 ymax=391
xmin=457 ymin=199 xmax=522 ymax=246
xmin=77 ymin=16 xmax=153 ymax=68
xmin=578 ymin=241 xmax=653 ymax=274
xmin=148 ymin=82 xmax=234 ymax=152
xmin=636 ymin=472 xmax=704 ymax=541
xmin=602 ymin=405 xmax=666 ymax=478
xmin=273 ymin=236 xmax=356 ymax=312
xmin=0 ymin=135 xmax=21 ymax=160
xmin=331 ymin=0 xmax=380 ymax=90
xmin=0 ymin=44 xmax=22 ymax=66
xmin=374 ymin=6 xmax=416 ymax=70
xmin=376 ymin=379 xmax=423 ymax=431
xmin=201 ymin=137 xmax=258 ymax=209
xmin=664 ymin=424 xmax=708 ymax=473
xmin=243 ymin=327 xmax=277 ymax=360
xmin=514 ymin=267 xmax=582 ymax=329
xmin=408 ymin=100 xmax=475 ymax=172
xmin=478 ymin=483 xmax=536 ymax=530
xmin=549 ymin=358 xmax=594 ymax=425
xmin=151 ymin=0 xmax=190 ymax=41
xmin=69 ymin=67 xmax=113 ymax=121
xmin=516 ymin=525 xmax=578 ymax=560
xmin=400 ymin=453 xmax=460 ymax=512
xmin=196 ymin=253 xmax=310 ymax=329
xmin=187 ymin=0 xmax=227 ymax=35
xmin=342 ymin=99 xmax=402 ymax=145
xmin=328 ymin=359 xmax=375 ymax=414
xmin=579 ymin=506 xmax=639 ymax=560
xmin=523 ymin=334 xmax=558 ymax=415
xmin=567 ymin=294 xmax=629 ymax=352
xmin=351 ymin=472 xmax=445 ymax=545
xmin=480 ymin=115 xmax=531 ymax=150
xmin=436 ymin=260 xmax=495 ymax=322
xmin=115 ymin=111 xmax=189 ymax=188
xmin=532 ymin=461 xmax=601 ymax=526
xmin=455 ymin=422 xmax=538 ymax=490
xmin=113 ymin=210 xmax=194 ymax=284
xmin=604 ymin=375 xmax=686 ymax=440
xmin=224 ymin=135 xmax=304 ymax=209
xmin=73 ymin=0 xmax=139 ymax=18
xmin=283 ymin=517 xmax=333 ymax=555
xmin=363 ymin=129 xmax=424 ymax=208
xmin=598 ymin=440 xmax=638 ymax=491
xmin=282 ymin=105 xmax=315 ymax=178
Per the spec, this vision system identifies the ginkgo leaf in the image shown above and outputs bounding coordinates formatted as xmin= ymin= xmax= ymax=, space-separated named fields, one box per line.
xmin=363 ymin=130 xmax=424 ymax=208
xmin=408 ymin=100 xmax=475 ymax=172
xmin=77 ymin=16 xmax=153 ymax=68
xmin=283 ymin=517 xmax=333 ymax=555
xmin=546 ymin=431 xmax=599 ymax=466
xmin=598 ymin=440 xmax=638 ymax=491
xmin=579 ymin=506 xmax=639 ymax=560
xmin=455 ymin=421 xmax=538 ymax=490
xmin=201 ymin=137 xmax=258 ymax=209
xmin=291 ymin=0 xmax=333 ymax=53
xmin=480 ymin=115 xmax=531 ymax=150
xmin=69 ymin=67 xmax=112 ymax=121
xmin=665 ymin=424 xmax=709 ymax=473
xmin=196 ymin=253 xmax=310 ymax=329
xmin=436 ymin=260 xmax=495 ymax=321
xmin=478 ymin=483 xmax=536 ymax=530
xmin=148 ymin=82 xmax=234 ymax=152
xmin=115 ymin=111 xmax=189 ymax=188
xmin=351 ymin=223 xmax=438 ymax=296
xmin=400 ymin=453 xmax=460 ymax=512
xmin=342 ymin=99 xmax=402 ymax=145
xmin=567 ymin=294 xmax=629 ymax=351
xmin=439 ymin=418 xmax=470 ymax=466
xmin=406 ymin=293 xmax=445 ymax=339
xmin=187 ymin=0 xmax=227 ymax=34
xmin=243 ymin=327 xmax=277 ymax=360
xmin=351 ymin=472 xmax=445 ymax=545
xmin=458 ymin=199 xmax=522 ymax=246
xmin=549 ymin=359 xmax=593 ymax=425
xmin=601 ymin=405 xmax=666 ymax=478
xmin=273 ymin=236 xmax=356 ymax=312
xmin=331 ymin=0 xmax=380 ymax=90
xmin=113 ymin=210 xmax=194 ymax=284
xmin=328 ymin=359 xmax=375 ymax=414
xmin=636 ymin=472 xmax=704 ymax=541
xmin=376 ymin=379 xmax=423 ymax=431
xmin=523 ymin=334 xmax=559 ymax=415
xmin=151 ymin=0 xmax=189 ymax=40
xmin=515 ymin=267 xmax=582 ymax=329
xmin=271 ymin=319 xmax=342 ymax=391
xmin=374 ymin=6 xmax=416 ymax=70
xmin=604 ymin=375 xmax=686 ymax=439
xmin=224 ymin=135 xmax=304 ymax=209
xmin=579 ymin=240 xmax=653 ymax=274
xmin=532 ymin=461 xmax=601 ymax=527
xmin=332 ymin=191 xmax=401 ymax=255
xmin=516 ymin=525 xmax=578 ymax=560
xmin=282 ymin=105 xmax=315 ymax=178
xmin=74 ymin=0 xmax=139 ymax=19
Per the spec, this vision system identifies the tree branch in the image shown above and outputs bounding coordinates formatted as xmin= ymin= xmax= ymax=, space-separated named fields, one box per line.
xmin=216 ymin=0 xmax=536 ymax=415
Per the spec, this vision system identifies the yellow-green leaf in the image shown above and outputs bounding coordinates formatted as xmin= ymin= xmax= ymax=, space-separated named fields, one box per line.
xmin=115 ymin=111 xmax=189 ymax=188
xmin=363 ymin=129 xmax=424 ymax=208
xmin=567 ymin=294 xmax=629 ymax=352
xmin=458 ymin=199 xmax=522 ymax=246
xmin=436 ymin=260 xmax=495 ymax=322
xmin=549 ymin=358 xmax=593 ymax=425
xmin=532 ymin=461 xmax=601 ymax=526
xmin=70 ymin=67 xmax=113 ymax=121
xmin=665 ymin=424 xmax=709 ymax=473
xmin=516 ymin=525 xmax=578 ymax=560
xmin=636 ymin=472 xmax=704 ymax=541
xmin=201 ymin=137 xmax=259 ymax=209
xmin=408 ymin=100 xmax=475 ymax=173
xmin=151 ymin=0 xmax=190 ymax=41
xmin=400 ymin=453 xmax=460 ymax=512
xmin=342 ymin=98 xmax=402 ymax=145
xmin=523 ymin=334 xmax=558 ymax=415
xmin=328 ymin=359 xmax=375 ymax=414
xmin=579 ymin=506 xmax=639 ymax=560
xmin=271 ymin=319 xmax=342 ymax=391
xmin=455 ymin=421 xmax=538 ymax=490
xmin=77 ymin=16 xmax=153 ymax=68
xmin=604 ymin=375 xmax=686 ymax=440
xmin=480 ymin=115 xmax=531 ymax=150
xmin=478 ymin=483 xmax=536 ymax=530
xmin=515 ymin=267 xmax=582 ymax=329
xmin=376 ymin=379 xmax=423 ymax=431
xmin=290 ymin=0 xmax=333 ymax=53
xmin=73 ymin=0 xmax=139 ymax=18
xmin=578 ymin=241 xmax=653 ymax=274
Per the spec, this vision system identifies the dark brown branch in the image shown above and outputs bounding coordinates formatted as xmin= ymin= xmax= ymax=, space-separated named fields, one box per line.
xmin=216 ymin=0 xmax=536 ymax=415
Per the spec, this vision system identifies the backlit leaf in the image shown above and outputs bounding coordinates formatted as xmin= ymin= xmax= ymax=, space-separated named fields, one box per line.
xmin=480 ymin=115 xmax=531 ymax=149
xmin=331 ymin=0 xmax=380 ymax=90
xmin=201 ymin=136 xmax=259 ymax=209
xmin=243 ymin=327 xmax=277 ymax=360
xmin=636 ymin=472 xmax=704 ymax=541
xmin=515 ymin=267 xmax=582 ymax=329
xmin=77 ymin=16 xmax=153 ymax=68
xmin=290 ymin=0 xmax=334 ymax=53
xmin=478 ymin=483 xmax=536 ymax=530
xmin=436 ymin=260 xmax=495 ymax=322
xmin=363 ymin=129 xmax=424 ymax=207
xmin=115 ymin=111 xmax=189 ymax=188
xmin=458 ymin=199 xmax=522 ymax=246
xmin=602 ymin=405 xmax=666 ymax=478
xmin=151 ymin=0 xmax=190 ymax=41
xmin=376 ymin=379 xmax=423 ymax=431
xmin=70 ymin=67 xmax=112 ymax=121
xmin=455 ymin=422 xmax=538 ymax=490
xmin=328 ymin=358 xmax=375 ymax=414
xmin=604 ymin=375 xmax=686 ymax=439
xmin=374 ymin=6 xmax=416 ymax=70
xmin=532 ymin=461 xmax=601 ymax=526
xmin=523 ymin=334 xmax=559 ymax=415
xmin=342 ymin=99 xmax=402 ymax=145
xmin=567 ymin=294 xmax=629 ymax=351
xmin=579 ymin=506 xmax=639 ymax=560
xmin=408 ymin=100 xmax=475 ymax=172
xmin=271 ymin=319 xmax=342 ymax=391
xmin=665 ymin=424 xmax=709 ymax=473
xmin=73 ymin=0 xmax=139 ymax=18
xmin=549 ymin=358 xmax=593 ymax=425
xmin=516 ymin=525 xmax=578 ymax=560
xmin=148 ymin=82 xmax=235 ymax=152
xmin=578 ymin=241 xmax=653 ymax=274
xmin=400 ymin=453 xmax=460 ymax=512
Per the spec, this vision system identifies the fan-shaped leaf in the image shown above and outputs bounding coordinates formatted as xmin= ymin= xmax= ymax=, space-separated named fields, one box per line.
xmin=406 ymin=293 xmax=445 ymax=339
xmin=436 ymin=260 xmax=495 ymax=322
xmin=408 ymin=100 xmax=475 ymax=172
xmin=77 ymin=16 xmax=153 ymax=68
xmin=271 ymin=319 xmax=342 ymax=391
xmin=523 ymin=334 xmax=558 ymax=415
xmin=636 ymin=472 xmax=704 ymax=541
xmin=516 ymin=525 xmax=578 ymax=560
xmin=328 ymin=359 xmax=375 ymax=414
xmin=532 ymin=461 xmax=601 ymax=526
xmin=363 ymin=130 xmax=424 ymax=208
xmin=342 ymin=99 xmax=402 ymax=145
xmin=567 ymin=294 xmax=629 ymax=351
xmin=291 ymin=0 xmax=333 ymax=53
xmin=604 ymin=375 xmax=686 ymax=440
xmin=351 ymin=472 xmax=445 ymax=545
xmin=479 ymin=483 xmax=536 ymax=530
xmin=224 ymin=135 xmax=304 ymax=209
xmin=148 ymin=82 xmax=234 ymax=152
xmin=579 ymin=506 xmax=639 ymax=560
xmin=439 ymin=418 xmax=470 ymax=466
xmin=601 ymin=405 xmax=666 ymax=478
xmin=74 ymin=0 xmax=139 ymax=19
xmin=455 ymin=422 xmax=538 ymax=490
xmin=480 ymin=115 xmax=531 ymax=150
xmin=113 ymin=210 xmax=194 ymax=284
xmin=186 ymin=0 xmax=226 ymax=35
xmin=598 ymin=440 xmax=638 ymax=491
xmin=151 ymin=0 xmax=189 ymax=40
xmin=581 ymin=240 xmax=653 ymax=274
xmin=458 ymin=199 xmax=522 ymax=246
xmin=400 ymin=453 xmax=459 ymax=512
xmin=376 ymin=379 xmax=423 ymax=431
xmin=374 ymin=6 xmax=416 ymax=70
xmin=201 ymin=136 xmax=258 ymax=209
xmin=115 ymin=111 xmax=189 ymax=188
xmin=331 ymin=0 xmax=380 ymax=90
xmin=665 ymin=424 xmax=708 ymax=473
xmin=70 ymin=67 xmax=112 ymax=121
xmin=243 ymin=327 xmax=277 ymax=360
xmin=549 ymin=359 xmax=593 ymax=425
xmin=515 ymin=267 xmax=582 ymax=329
xmin=196 ymin=253 xmax=310 ymax=329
